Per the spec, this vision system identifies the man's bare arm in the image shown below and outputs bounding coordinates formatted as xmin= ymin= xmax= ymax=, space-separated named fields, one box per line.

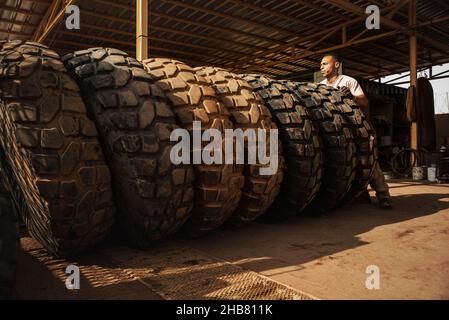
xmin=354 ymin=94 xmax=370 ymax=117
xmin=354 ymin=94 xmax=370 ymax=110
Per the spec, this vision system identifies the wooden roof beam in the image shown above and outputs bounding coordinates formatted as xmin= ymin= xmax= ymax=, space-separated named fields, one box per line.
xmin=84 ymin=2 xmax=374 ymax=74
xmin=73 ymin=13 xmax=304 ymax=71
xmin=91 ymin=0 xmax=302 ymax=40
xmin=227 ymin=17 xmax=366 ymax=70
xmin=28 ymin=0 xmax=52 ymax=4
xmin=326 ymin=0 xmax=449 ymax=55
xmin=372 ymin=56 xmax=449 ymax=79
xmin=343 ymin=45 xmax=409 ymax=68
xmin=83 ymin=10 xmax=275 ymax=51
xmin=386 ymin=0 xmax=411 ymax=19
xmin=371 ymin=0 xmax=449 ymax=41
xmin=0 ymin=18 xmax=35 ymax=28
xmin=330 ymin=51 xmax=395 ymax=75
xmin=32 ymin=0 xmax=77 ymax=42
xmin=89 ymin=0 xmax=287 ymax=46
xmin=431 ymin=0 xmax=449 ymax=11
xmin=289 ymin=0 xmax=351 ymax=21
xmin=225 ymin=0 xmax=326 ymax=31
xmin=226 ymin=2 xmax=403 ymax=70
xmin=79 ymin=10 xmax=272 ymax=54
xmin=368 ymin=42 xmax=432 ymax=65
xmin=52 ymin=40 xmax=287 ymax=75
xmin=89 ymin=0 xmax=392 ymax=72
xmin=84 ymin=26 xmax=299 ymax=72
xmin=56 ymin=30 xmax=223 ymax=62
xmin=78 ymin=22 xmax=253 ymax=59
xmin=159 ymin=0 xmax=302 ymax=39
xmin=149 ymin=10 xmax=285 ymax=46
xmin=59 ymin=24 xmax=300 ymax=72
xmin=54 ymin=31 xmax=293 ymax=75
xmin=0 ymin=4 xmax=44 ymax=19
xmin=78 ymin=8 xmax=337 ymax=73
xmin=240 ymin=30 xmax=401 ymax=72
xmin=233 ymin=2 xmax=406 ymax=71
xmin=383 ymin=66 xmax=429 ymax=84
xmin=287 ymin=60 xmax=376 ymax=78
xmin=0 ymin=29 xmax=30 ymax=38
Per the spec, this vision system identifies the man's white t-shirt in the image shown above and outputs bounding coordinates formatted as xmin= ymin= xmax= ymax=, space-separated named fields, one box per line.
xmin=320 ymin=75 xmax=364 ymax=97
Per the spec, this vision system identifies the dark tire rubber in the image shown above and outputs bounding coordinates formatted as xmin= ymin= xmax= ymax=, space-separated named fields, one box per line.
xmin=143 ymin=59 xmax=244 ymax=237
xmin=285 ymin=82 xmax=358 ymax=213
xmin=243 ymin=75 xmax=323 ymax=217
xmin=63 ymin=48 xmax=194 ymax=247
xmin=0 ymin=172 xmax=19 ymax=300
xmin=0 ymin=41 xmax=115 ymax=257
xmin=196 ymin=67 xmax=284 ymax=227
xmin=321 ymin=86 xmax=377 ymax=201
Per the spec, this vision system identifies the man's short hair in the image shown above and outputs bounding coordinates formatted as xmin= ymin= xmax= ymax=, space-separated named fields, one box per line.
xmin=323 ymin=52 xmax=341 ymax=63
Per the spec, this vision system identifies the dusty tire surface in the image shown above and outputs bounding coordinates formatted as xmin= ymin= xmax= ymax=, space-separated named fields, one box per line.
xmin=286 ymin=82 xmax=357 ymax=213
xmin=196 ymin=67 xmax=284 ymax=227
xmin=323 ymin=87 xmax=377 ymax=201
xmin=0 ymin=173 xmax=19 ymax=300
xmin=0 ymin=41 xmax=115 ymax=257
xmin=143 ymin=59 xmax=244 ymax=236
xmin=63 ymin=49 xmax=194 ymax=247
xmin=244 ymin=75 xmax=323 ymax=217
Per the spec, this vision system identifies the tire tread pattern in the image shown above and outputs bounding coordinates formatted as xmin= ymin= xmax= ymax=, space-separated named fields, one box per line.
xmin=0 ymin=41 xmax=115 ymax=256
xmin=143 ymin=58 xmax=244 ymax=236
xmin=243 ymin=75 xmax=324 ymax=216
xmin=63 ymin=49 xmax=195 ymax=247
xmin=197 ymin=67 xmax=284 ymax=227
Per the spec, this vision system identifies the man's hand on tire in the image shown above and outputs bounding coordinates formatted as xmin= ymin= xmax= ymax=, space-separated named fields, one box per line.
xmin=339 ymin=86 xmax=353 ymax=98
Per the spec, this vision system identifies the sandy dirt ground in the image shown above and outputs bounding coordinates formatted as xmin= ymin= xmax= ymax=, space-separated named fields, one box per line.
xmin=12 ymin=180 xmax=449 ymax=300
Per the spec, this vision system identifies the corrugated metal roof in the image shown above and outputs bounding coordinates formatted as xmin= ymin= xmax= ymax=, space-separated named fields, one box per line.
xmin=1 ymin=0 xmax=448 ymax=80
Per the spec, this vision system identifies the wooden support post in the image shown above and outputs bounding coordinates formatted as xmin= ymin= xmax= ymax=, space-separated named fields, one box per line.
xmin=136 ymin=0 xmax=148 ymax=61
xmin=409 ymin=0 xmax=418 ymax=160
xmin=342 ymin=26 xmax=347 ymax=44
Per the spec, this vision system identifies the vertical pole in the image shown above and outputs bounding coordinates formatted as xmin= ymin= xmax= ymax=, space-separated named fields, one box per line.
xmin=136 ymin=0 xmax=148 ymax=61
xmin=342 ymin=26 xmax=347 ymax=44
xmin=409 ymin=0 xmax=418 ymax=158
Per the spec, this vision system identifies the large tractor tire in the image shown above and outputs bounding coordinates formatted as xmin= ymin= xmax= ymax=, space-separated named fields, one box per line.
xmin=0 ymin=41 xmax=115 ymax=257
xmin=196 ymin=67 xmax=284 ymax=227
xmin=243 ymin=75 xmax=323 ymax=217
xmin=143 ymin=59 xmax=244 ymax=237
xmin=63 ymin=49 xmax=194 ymax=247
xmin=0 ymin=173 xmax=19 ymax=300
xmin=285 ymin=82 xmax=357 ymax=212
xmin=322 ymin=86 xmax=377 ymax=201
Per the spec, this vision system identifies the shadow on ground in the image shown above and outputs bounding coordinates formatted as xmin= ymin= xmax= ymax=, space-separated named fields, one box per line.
xmin=181 ymin=191 xmax=449 ymax=274
xmin=13 ymin=189 xmax=449 ymax=299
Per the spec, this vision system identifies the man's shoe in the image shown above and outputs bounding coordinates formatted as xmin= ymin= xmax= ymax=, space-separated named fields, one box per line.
xmin=378 ymin=198 xmax=393 ymax=210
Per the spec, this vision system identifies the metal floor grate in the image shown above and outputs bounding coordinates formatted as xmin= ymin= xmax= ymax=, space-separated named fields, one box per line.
xmin=105 ymin=243 xmax=316 ymax=300
xmin=23 ymin=238 xmax=316 ymax=300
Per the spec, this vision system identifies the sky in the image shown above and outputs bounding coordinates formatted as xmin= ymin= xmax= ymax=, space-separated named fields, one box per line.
xmin=380 ymin=63 xmax=449 ymax=115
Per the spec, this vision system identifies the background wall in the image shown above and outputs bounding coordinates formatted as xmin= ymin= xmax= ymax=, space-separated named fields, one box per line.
xmin=435 ymin=114 xmax=449 ymax=148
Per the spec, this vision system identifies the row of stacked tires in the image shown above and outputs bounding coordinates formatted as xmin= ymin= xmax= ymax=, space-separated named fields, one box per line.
xmin=0 ymin=40 xmax=377 ymax=296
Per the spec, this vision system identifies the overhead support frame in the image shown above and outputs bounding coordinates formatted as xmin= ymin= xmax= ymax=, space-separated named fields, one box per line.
xmin=32 ymin=0 xmax=77 ymax=43
xmin=136 ymin=0 xmax=148 ymax=61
